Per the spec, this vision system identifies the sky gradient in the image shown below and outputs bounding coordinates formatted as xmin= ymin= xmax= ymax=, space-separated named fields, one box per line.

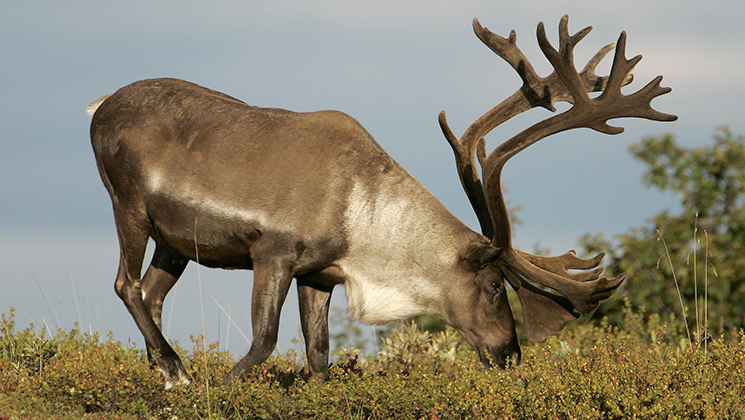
xmin=2 ymin=0 xmax=743 ymax=356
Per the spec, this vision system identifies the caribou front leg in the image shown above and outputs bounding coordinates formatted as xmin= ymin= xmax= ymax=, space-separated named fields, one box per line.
xmin=224 ymin=258 xmax=294 ymax=384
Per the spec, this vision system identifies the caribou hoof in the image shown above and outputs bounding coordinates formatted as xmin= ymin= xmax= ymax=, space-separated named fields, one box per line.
xmin=157 ymin=358 xmax=191 ymax=390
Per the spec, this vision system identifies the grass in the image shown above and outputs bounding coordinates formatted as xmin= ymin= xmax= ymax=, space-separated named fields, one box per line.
xmin=1 ymin=305 xmax=744 ymax=419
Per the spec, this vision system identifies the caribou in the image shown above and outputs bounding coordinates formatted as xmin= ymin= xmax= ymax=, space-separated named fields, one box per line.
xmin=88 ymin=16 xmax=676 ymax=388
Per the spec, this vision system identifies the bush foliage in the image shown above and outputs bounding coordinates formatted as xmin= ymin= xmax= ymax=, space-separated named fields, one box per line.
xmin=1 ymin=307 xmax=743 ymax=419
xmin=582 ymin=128 xmax=745 ymax=338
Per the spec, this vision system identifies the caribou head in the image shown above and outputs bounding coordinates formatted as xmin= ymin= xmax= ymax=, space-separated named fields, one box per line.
xmin=438 ymin=15 xmax=677 ymax=344
xmin=88 ymin=16 xmax=675 ymax=388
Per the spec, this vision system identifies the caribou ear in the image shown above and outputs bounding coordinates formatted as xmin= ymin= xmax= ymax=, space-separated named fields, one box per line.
xmin=463 ymin=244 xmax=502 ymax=270
xmin=508 ymin=276 xmax=580 ymax=342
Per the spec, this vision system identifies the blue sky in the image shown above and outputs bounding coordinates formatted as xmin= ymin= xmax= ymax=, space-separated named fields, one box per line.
xmin=1 ymin=1 xmax=743 ymax=356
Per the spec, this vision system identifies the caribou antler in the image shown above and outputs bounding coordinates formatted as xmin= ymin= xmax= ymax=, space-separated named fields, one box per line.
xmin=440 ymin=15 xmax=632 ymax=242
xmin=441 ymin=15 xmax=676 ymax=341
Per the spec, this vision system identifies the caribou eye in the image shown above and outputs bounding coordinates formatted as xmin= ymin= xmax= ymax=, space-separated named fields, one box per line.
xmin=491 ymin=281 xmax=503 ymax=296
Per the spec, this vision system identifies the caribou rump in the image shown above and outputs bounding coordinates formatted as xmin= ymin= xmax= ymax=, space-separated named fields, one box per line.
xmin=88 ymin=16 xmax=676 ymax=388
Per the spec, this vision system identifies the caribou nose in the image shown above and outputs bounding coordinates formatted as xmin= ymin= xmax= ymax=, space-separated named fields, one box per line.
xmin=489 ymin=342 xmax=521 ymax=369
xmin=506 ymin=347 xmax=521 ymax=367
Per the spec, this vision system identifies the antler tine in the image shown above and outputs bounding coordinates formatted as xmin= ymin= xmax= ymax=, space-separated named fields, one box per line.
xmin=580 ymin=42 xmax=629 ymax=94
xmin=557 ymin=15 xmax=592 ymax=56
xmin=576 ymin=31 xmax=676 ymax=134
xmin=537 ymin=20 xmax=590 ymax=109
xmin=604 ymin=32 xmax=641 ymax=94
xmin=502 ymin=251 xmax=626 ymax=315
xmin=597 ymin=32 xmax=677 ymax=124
xmin=472 ymin=18 xmax=542 ymax=96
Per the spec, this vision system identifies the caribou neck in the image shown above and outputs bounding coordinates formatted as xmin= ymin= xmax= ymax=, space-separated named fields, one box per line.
xmin=338 ymin=171 xmax=485 ymax=324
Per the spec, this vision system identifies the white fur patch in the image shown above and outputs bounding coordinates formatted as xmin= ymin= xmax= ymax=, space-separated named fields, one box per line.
xmin=147 ymin=171 xmax=269 ymax=228
xmin=86 ymin=95 xmax=110 ymax=118
xmin=339 ymin=181 xmax=440 ymax=324
xmin=342 ymin=268 xmax=426 ymax=324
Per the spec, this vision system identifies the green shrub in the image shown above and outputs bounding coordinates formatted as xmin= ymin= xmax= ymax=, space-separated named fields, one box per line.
xmin=1 ymin=308 xmax=743 ymax=419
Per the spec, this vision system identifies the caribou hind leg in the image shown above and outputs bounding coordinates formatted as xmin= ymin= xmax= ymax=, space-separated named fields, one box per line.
xmin=112 ymin=209 xmax=190 ymax=389
xmin=297 ymin=273 xmax=335 ymax=378
xmin=140 ymin=243 xmax=189 ymax=332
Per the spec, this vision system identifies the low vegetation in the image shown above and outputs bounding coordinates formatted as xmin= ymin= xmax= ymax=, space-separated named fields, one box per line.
xmin=1 ymin=305 xmax=743 ymax=419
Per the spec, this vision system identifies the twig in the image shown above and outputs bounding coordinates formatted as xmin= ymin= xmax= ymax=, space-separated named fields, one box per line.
xmin=31 ymin=269 xmax=61 ymax=329
xmin=69 ymin=244 xmax=93 ymax=335
xmin=207 ymin=292 xmax=251 ymax=346
xmin=693 ymin=213 xmax=699 ymax=344
xmin=703 ymin=229 xmax=709 ymax=357
xmin=656 ymin=229 xmax=692 ymax=350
